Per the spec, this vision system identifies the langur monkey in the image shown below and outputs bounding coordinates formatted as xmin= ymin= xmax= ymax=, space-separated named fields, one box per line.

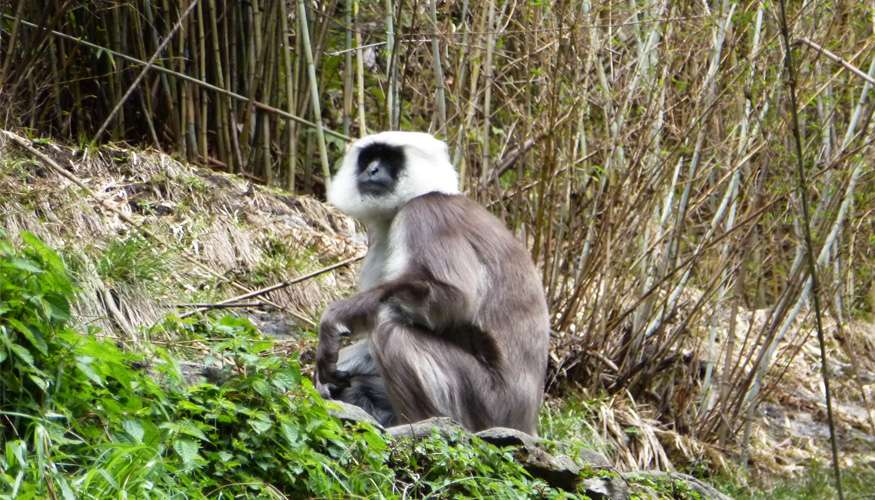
xmin=315 ymin=131 xmax=549 ymax=434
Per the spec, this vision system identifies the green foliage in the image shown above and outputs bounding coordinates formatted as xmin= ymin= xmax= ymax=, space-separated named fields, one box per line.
xmin=388 ymin=434 xmax=564 ymax=498
xmin=0 ymin=229 xmax=74 ymax=404
xmin=714 ymin=462 xmax=875 ymax=500
xmin=539 ymin=394 xmax=611 ymax=462
xmin=0 ymin=231 xmax=567 ymax=498
xmin=95 ymin=234 xmax=168 ymax=287
xmin=626 ymin=473 xmax=703 ymax=500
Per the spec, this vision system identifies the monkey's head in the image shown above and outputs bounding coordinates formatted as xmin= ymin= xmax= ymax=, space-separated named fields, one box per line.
xmin=328 ymin=132 xmax=459 ymax=221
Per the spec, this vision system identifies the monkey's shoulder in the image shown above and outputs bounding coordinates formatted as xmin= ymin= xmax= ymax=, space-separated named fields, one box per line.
xmin=395 ymin=192 xmax=532 ymax=267
xmin=398 ymin=192 xmax=507 ymax=234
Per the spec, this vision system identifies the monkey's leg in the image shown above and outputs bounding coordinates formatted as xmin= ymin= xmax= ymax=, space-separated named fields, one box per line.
xmin=370 ymin=321 xmax=499 ymax=431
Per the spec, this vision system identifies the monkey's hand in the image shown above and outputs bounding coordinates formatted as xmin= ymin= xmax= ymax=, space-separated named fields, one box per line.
xmin=315 ymin=304 xmax=353 ymax=396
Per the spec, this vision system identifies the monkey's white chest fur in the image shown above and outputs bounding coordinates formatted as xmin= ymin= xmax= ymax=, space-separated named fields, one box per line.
xmin=359 ymin=220 xmax=408 ymax=291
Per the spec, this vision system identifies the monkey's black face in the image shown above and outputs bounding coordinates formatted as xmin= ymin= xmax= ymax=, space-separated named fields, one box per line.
xmin=356 ymin=143 xmax=405 ymax=196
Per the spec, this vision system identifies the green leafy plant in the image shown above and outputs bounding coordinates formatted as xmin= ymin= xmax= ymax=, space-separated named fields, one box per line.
xmin=95 ymin=234 xmax=169 ymax=287
xmin=0 ymin=231 xmax=572 ymax=498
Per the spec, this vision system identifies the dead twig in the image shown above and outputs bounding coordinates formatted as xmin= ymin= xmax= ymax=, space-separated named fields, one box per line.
xmin=179 ymin=255 xmax=364 ymax=319
xmin=173 ymin=302 xmax=264 ymax=309
xmin=797 ymin=37 xmax=875 ymax=86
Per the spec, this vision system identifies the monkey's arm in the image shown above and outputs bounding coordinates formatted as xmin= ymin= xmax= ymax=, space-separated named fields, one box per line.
xmin=316 ymin=272 xmax=471 ymax=385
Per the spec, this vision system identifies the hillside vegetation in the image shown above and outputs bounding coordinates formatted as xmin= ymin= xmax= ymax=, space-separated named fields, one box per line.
xmin=1 ymin=0 xmax=874 ymax=497
xmin=0 ymin=229 xmax=581 ymax=498
xmin=1 ymin=135 xmax=873 ymax=498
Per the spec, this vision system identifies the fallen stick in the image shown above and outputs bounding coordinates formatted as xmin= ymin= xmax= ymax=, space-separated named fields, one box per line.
xmin=179 ymin=255 xmax=364 ymax=319
xmin=173 ymin=302 xmax=264 ymax=309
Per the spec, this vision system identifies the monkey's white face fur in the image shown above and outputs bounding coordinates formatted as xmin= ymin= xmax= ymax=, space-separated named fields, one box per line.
xmin=327 ymin=131 xmax=460 ymax=222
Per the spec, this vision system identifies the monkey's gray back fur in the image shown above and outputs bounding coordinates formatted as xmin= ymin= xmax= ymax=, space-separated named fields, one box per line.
xmin=387 ymin=192 xmax=549 ymax=432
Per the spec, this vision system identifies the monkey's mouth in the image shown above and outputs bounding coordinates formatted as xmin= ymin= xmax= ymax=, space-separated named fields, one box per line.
xmin=359 ymin=179 xmax=392 ymax=196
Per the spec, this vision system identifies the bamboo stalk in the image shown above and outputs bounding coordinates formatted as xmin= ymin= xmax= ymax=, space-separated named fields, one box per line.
xmin=353 ymin=0 xmax=367 ymax=134
xmin=455 ymin=2 xmax=488 ymax=190
xmin=775 ymin=0 xmax=843 ymax=492
xmin=92 ymin=0 xmax=200 ymax=145
xmin=0 ymin=0 xmax=26 ymax=86
xmin=384 ymin=0 xmax=397 ymax=128
xmin=428 ymin=0 xmax=447 ymax=135
xmin=279 ymin=0 xmax=297 ymax=191
xmin=180 ymin=6 xmax=195 ymax=160
xmin=143 ymin=0 xmax=182 ymax=142
xmin=197 ymin=0 xmax=208 ymax=159
xmin=701 ymin=4 xmax=765 ymax=416
xmin=297 ymin=0 xmax=332 ymax=186
xmin=110 ymin=5 xmax=126 ymax=139
xmin=342 ymin=0 xmax=354 ymax=137
xmin=260 ymin=0 xmax=281 ymax=185
xmin=478 ymin=0 xmax=497 ymax=185
xmin=238 ymin=0 xmax=261 ymax=166
xmin=449 ymin=0 xmax=470 ymax=168
xmin=227 ymin=3 xmax=244 ymax=171
xmin=207 ymin=0 xmax=230 ymax=168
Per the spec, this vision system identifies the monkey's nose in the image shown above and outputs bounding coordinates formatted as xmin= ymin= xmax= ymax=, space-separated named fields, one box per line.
xmin=368 ymin=165 xmax=381 ymax=176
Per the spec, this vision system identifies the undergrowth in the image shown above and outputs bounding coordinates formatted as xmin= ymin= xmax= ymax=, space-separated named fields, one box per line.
xmin=713 ymin=462 xmax=875 ymax=500
xmin=539 ymin=394 xmax=611 ymax=462
xmin=95 ymin=235 xmax=170 ymax=287
xmin=0 ymin=230 xmax=573 ymax=498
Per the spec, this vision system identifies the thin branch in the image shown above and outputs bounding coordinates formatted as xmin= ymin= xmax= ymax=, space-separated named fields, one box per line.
xmin=798 ymin=37 xmax=875 ymax=86
xmin=778 ymin=1 xmax=843 ymax=497
xmin=428 ymin=0 xmax=447 ymax=134
xmin=174 ymin=303 xmax=264 ymax=309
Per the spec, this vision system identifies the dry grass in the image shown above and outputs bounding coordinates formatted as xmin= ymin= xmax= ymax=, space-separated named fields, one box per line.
xmin=0 ymin=134 xmax=361 ymax=341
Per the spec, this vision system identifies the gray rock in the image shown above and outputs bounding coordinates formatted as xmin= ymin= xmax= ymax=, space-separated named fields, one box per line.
xmin=474 ymin=427 xmax=610 ymax=468
xmin=577 ymin=448 xmax=612 ymax=468
xmin=474 ymin=426 xmax=613 ymax=491
xmin=385 ymin=417 xmax=467 ymax=441
xmin=475 ymin=426 xmax=541 ymax=449
xmin=382 ymin=420 xmax=623 ymax=493
xmin=247 ymin=310 xmax=299 ymax=339
xmin=514 ymin=445 xmax=581 ymax=491
xmin=327 ymin=400 xmax=384 ymax=429
xmin=583 ymin=476 xmax=630 ymax=500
